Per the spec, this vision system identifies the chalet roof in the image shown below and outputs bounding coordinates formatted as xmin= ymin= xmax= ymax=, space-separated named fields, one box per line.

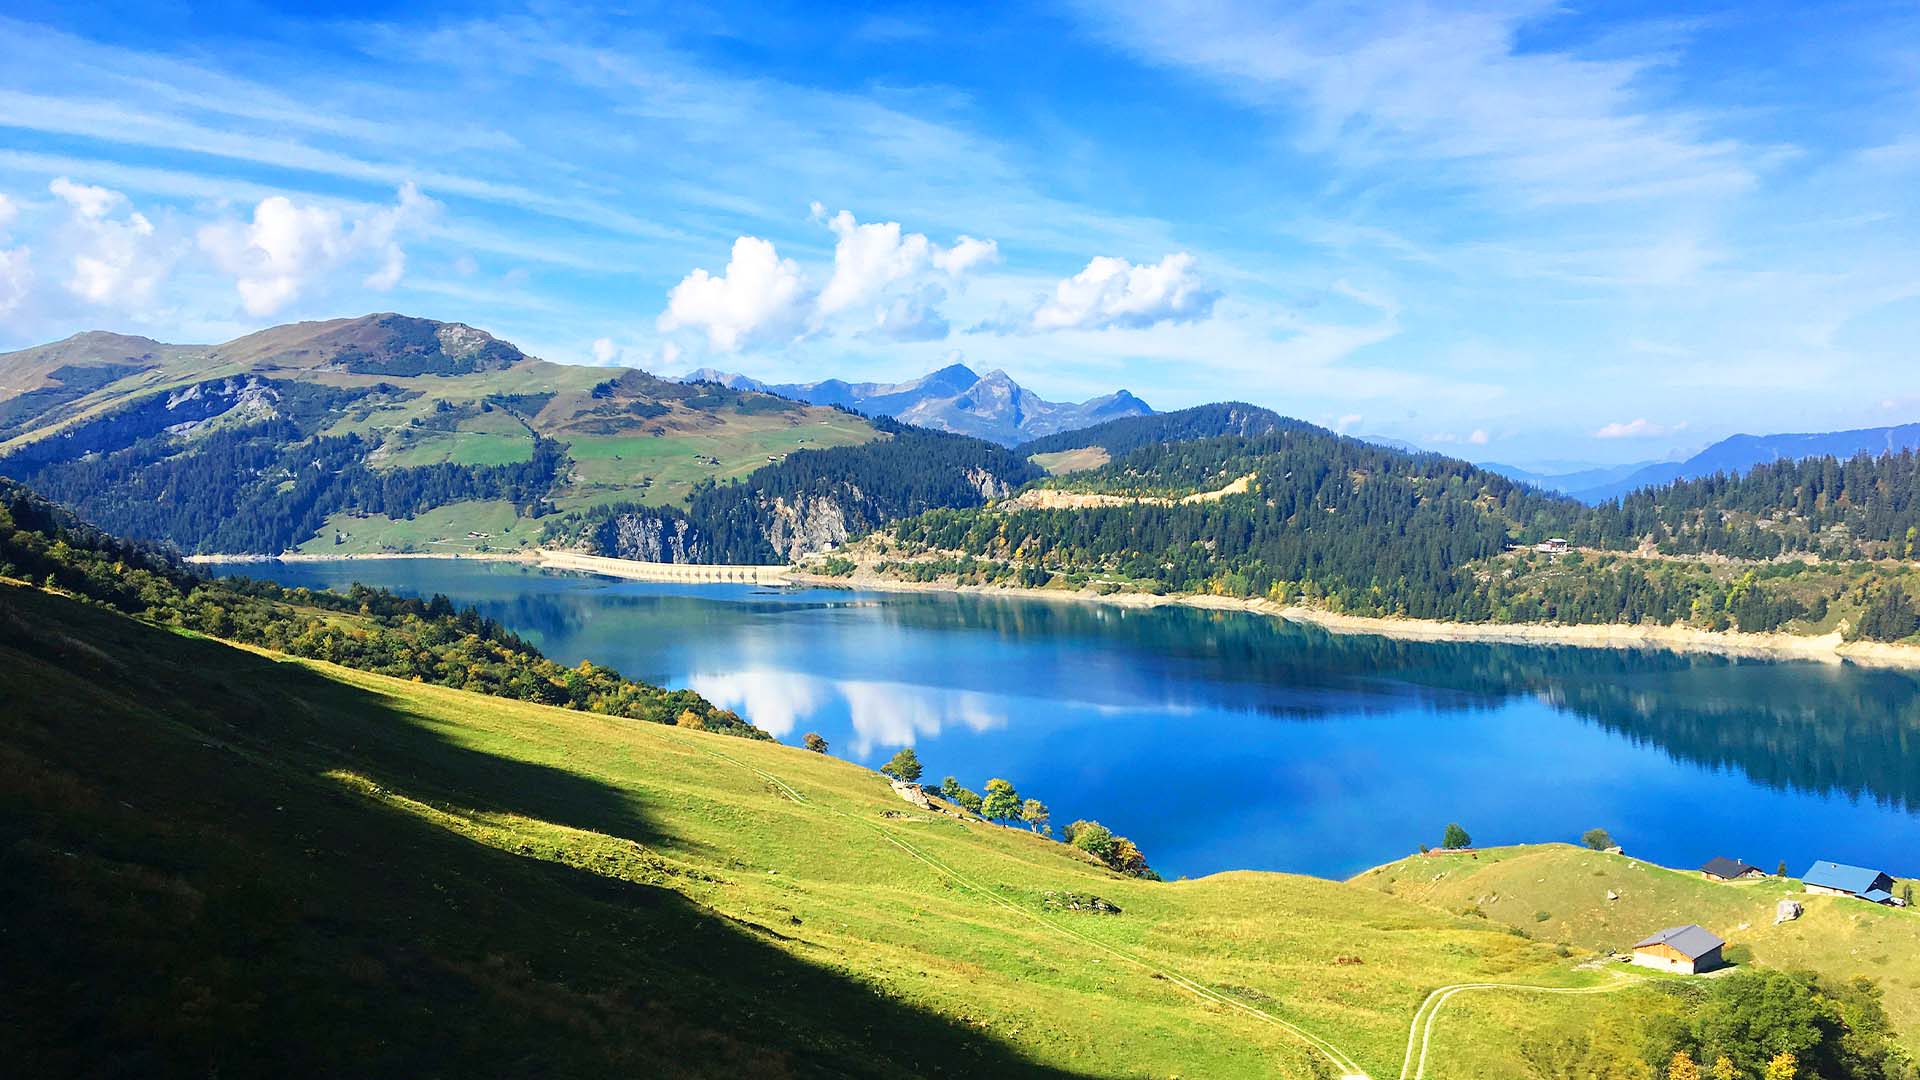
xmin=1700 ymin=857 xmax=1763 ymax=879
xmin=1862 ymin=889 xmax=1895 ymax=904
xmin=1633 ymin=924 xmax=1724 ymax=959
xmin=1802 ymin=861 xmax=1891 ymax=895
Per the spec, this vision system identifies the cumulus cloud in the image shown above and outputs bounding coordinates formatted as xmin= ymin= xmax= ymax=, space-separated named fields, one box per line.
xmin=1334 ymin=413 xmax=1363 ymax=433
xmin=658 ymin=235 xmax=807 ymax=351
xmin=1026 ymin=252 xmax=1218 ymax=332
xmin=198 ymin=182 xmax=435 ymax=316
xmin=933 ymin=235 xmax=999 ymax=276
xmin=664 ymin=209 xmax=998 ymax=352
xmin=591 ymin=337 xmax=620 ymax=365
xmin=49 ymin=177 xmax=165 ymax=306
xmin=1468 ymin=428 xmax=1490 ymax=445
xmin=817 ymin=209 xmax=933 ymax=314
xmin=1594 ymin=417 xmax=1687 ymax=439
xmin=0 ymin=193 xmax=17 ymax=230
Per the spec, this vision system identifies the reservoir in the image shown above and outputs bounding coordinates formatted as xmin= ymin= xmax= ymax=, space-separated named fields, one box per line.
xmin=215 ymin=559 xmax=1920 ymax=881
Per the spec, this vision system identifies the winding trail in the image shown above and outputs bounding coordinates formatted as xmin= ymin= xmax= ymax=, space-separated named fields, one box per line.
xmin=685 ymin=739 xmax=1644 ymax=1080
xmin=1397 ymin=975 xmax=1644 ymax=1080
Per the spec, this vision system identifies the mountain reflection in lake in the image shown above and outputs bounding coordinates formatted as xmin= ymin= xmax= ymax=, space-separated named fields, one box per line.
xmin=214 ymin=560 xmax=1920 ymax=880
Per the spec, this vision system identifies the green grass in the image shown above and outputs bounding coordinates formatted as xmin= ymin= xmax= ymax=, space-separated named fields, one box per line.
xmin=1030 ymin=447 xmax=1111 ymax=476
xmin=563 ymin=414 xmax=875 ymax=508
xmin=1354 ymin=844 xmax=1920 ymax=1050
xmin=0 ymin=581 xmax=1669 ymax=1078
xmin=295 ymin=499 xmax=539 ymax=554
xmin=378 ymin=430 xmax=537 ymax=469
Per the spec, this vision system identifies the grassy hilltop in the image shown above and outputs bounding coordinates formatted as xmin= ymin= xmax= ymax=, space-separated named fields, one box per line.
xmin=1355 ymin=846 xmax=1920 ymax=1053
xmin=4 ymin=575 xmax=1644 ymax=1079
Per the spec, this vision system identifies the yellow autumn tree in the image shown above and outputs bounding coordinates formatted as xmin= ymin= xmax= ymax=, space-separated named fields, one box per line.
xmin=1668 ymin=1050 xmax=1702 ymax=1080
xmin=1710 ymin=1054 xmax=1740 ymax=1080
xmin=1762 ymin=1052 xmax=1796 ymax=1080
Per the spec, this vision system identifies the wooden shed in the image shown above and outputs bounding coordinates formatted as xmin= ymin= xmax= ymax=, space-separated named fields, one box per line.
xmin=1631 ymin=925 xmax=1726 ymax=975
xmin=1699 ymin=857 xmax=1766 ymax=882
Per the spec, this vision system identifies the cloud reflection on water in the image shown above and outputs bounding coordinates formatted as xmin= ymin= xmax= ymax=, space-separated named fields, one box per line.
xmin=689 ymin=669 xmax=1005 ymax=756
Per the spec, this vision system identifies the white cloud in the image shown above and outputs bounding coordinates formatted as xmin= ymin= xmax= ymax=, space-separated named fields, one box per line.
xmin=818 ymin=209 xmax=933 ymax=314
xmin=1027 ymin=252 xmax=1218 ymax=332
xmin=0 ymin=193 xmax=17 ymax=230
xmin=1468 ymin=428 xmax=1490 ymax=445
xmin=50 ymin=177 xmax=125 ymax=220
xmin=1335 ymin=413 xmax=1362 ymax=433
xmin=933 ymin=235 xmax=999 ymax=276
xmin=865 ymin=284 xmax=951 ymax=342
xmin=658 ymin=235 xmax=807 ymax=351
xmin=591 ymin=337 xmax=619 ymax=364
xmin=1594 ymin=417 xmax=1687 ymax=439
xmin=198 ymin=182 xmax=435 ymax=316
xmin=1083 ymin=1 xmax=1756 ymax=207
xmin=49 ymin=177 xmax=165 ymax=305
xmin=0 ymin=245 xmax=31 ymax=316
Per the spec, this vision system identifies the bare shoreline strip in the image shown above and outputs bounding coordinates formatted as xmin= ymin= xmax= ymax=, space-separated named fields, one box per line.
xmin=187 ymin=550 xmax=1920 ymax=667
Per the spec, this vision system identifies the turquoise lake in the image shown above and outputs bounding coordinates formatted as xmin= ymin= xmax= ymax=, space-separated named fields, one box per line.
xmin=215 ymin=559 xmax=1920 ymax=881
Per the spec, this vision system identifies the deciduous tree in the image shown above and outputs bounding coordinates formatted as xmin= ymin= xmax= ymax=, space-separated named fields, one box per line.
xmin=880 ymin=747 xmax=922 ymax=783
xmin=980 ymin=778 xmax=1020 ymax=822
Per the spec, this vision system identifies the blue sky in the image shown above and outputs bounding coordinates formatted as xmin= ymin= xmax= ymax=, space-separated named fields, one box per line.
xmin=0 ymin=1 xmax=1917 ymax=466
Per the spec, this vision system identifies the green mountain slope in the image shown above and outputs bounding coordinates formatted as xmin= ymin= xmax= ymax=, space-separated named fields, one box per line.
xmin=852 ymin=425 xmax=1920 ymax=644
xmin=0 ymin=315 xmax=877 ymax=554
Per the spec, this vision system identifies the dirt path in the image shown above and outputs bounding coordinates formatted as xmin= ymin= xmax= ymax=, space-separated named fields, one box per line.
xmin=1397 ymin=975 xmax=1643 ymax=1080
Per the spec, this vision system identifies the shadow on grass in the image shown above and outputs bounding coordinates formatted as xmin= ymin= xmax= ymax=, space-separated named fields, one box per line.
xmin=0 ymin=586 xmax=1103 ymax=1079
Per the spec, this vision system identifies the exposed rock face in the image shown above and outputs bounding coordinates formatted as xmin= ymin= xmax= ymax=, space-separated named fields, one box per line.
xmin=889 ymin=780 xmax=932 ymax=810
xmin=965 ymin=466 xmax=1011 ymax=501
xmin=590 ymin=510 xmax=710 ymax=563
xmin=763 ymin=491 xmax=857 ymax=560
xmin=5 ymin=376 xmax=282 ymax=470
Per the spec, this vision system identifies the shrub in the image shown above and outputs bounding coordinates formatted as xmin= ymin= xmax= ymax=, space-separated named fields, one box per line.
xmin=1581 ymin=827 xmax=1615 ymax=851
xmin=801 ymin=732 xmax=828 ymax=753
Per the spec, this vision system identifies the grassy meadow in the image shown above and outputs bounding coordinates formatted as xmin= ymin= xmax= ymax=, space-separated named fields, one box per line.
xmin=1 ymin=578 xmax=1669 ymax=1079
xmin=1355 ymin=845 xmax=1920 ymax=1050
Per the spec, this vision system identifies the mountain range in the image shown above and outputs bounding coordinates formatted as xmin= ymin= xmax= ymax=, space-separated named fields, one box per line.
xmin=1474 ymin=422 xmax=1920 ymax=502
xmin=678 ymin=363 xmax=1152 ymax=445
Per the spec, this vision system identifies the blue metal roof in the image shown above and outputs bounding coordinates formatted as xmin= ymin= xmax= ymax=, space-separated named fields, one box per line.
xmin=1801 ymin=861 xmax=1890 ymax=895
xmin=1862 ymin=889 xmax=1895 ymax=904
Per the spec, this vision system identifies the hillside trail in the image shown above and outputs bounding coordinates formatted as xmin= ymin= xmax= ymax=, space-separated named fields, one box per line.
xmin=676 ymin=737 xmax=1627 ymax=1080
xmin=1397 ymin=974 xmax=1645 ymax=1080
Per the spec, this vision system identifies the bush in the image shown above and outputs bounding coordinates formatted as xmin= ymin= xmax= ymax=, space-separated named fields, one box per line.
xmin=1581 ymin=827 xmax=1615 ymax=851
xmin=801 ymin=732 xmax=828 ymax=753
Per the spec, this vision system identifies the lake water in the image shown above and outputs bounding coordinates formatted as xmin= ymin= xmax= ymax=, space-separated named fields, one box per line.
xmin=215 ymin=559 xmax=1920 ymax=881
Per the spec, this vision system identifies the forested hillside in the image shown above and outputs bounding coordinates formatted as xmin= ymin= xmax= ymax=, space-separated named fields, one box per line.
xmin=0 ymin=316 xmax=878 ymax=554
xmin=865 ymin=425 xmax=1920 ymax=643
xmin=542 ymin=418 xmax=1042 ymax=562
xmin=1017 ymin=402 xmax=1295 ymax=457
xmin=0 ymin=477 xmax=762 ymax=736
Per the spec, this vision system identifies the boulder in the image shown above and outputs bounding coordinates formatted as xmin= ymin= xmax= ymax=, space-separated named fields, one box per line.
xmin=1775 ymin=899 xmax=1804 ymax=924
xmin=889 ymin=779 xmax=932 ymax=810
